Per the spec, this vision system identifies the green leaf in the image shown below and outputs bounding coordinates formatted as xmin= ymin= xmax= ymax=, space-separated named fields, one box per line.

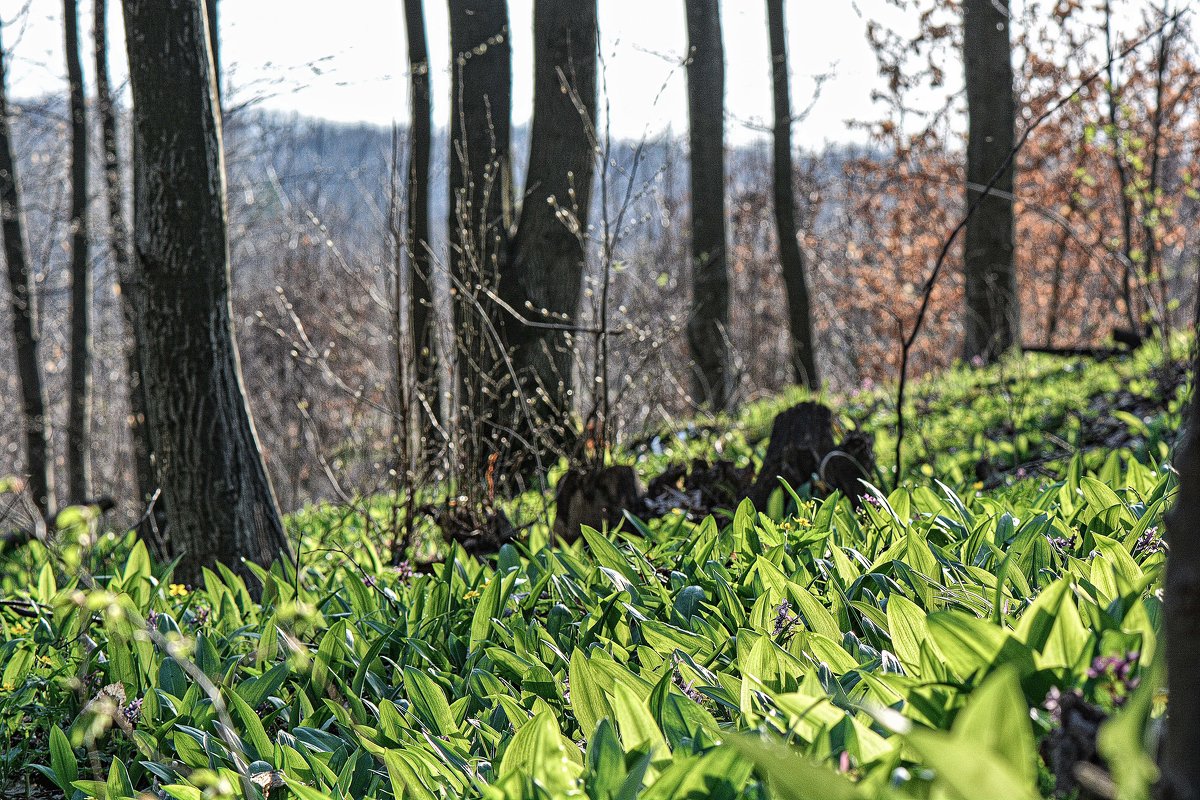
xmin=498 ymin=711 xmax=582 ymax=795
xmin=723 ymin=735 xmax=861 ymax=800
xmin=885 ymin=593 xmax=928 ymax=673
xmin=905 ymin=727 xmax=1040 ymax=800
xmin=227 ymin=689 xmax=273 ymax=762
xmin=569 ymin=649 xmax=612 ymax=738
xmin=469 ymin=572 xmax=503 ymax=653
xmin=402 ymin=666 xmax=457 ymax=736
xmin=952 ymin=666 xmax=1037 ymax=787
xmin=383 ymin=749 xmax=438 ymax=800
xmin=49 ymin=726 xmax=77 ymax=792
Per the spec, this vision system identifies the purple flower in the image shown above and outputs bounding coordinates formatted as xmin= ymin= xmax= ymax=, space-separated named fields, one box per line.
xmin=773 ymin=599 xmax=800 ymax=639
xmin=1088 ymin=651 xmax=1141 ymax=705
xmin=394 ymin=561 xmax=414 ymax=581
xmin=123 ymin=697 xmax=143 ymax=725
xmin=363 ymin=574 xmax=377 ymax=588
xmin=1046 ymin=534 xmax=1075 ymax=557
xmin=1134 ymin=527 xmax=1167 ymax=556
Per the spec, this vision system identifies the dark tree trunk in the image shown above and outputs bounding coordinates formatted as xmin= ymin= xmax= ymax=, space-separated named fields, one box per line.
xmin=94 ymin=0 xmax=162 ymax=543
xmin=1163 ymin=337 xmax=1200 ymax=800
xmin=64 ymin=0 xmax=93 ymax=503
xmin=122 ymin=0 xmax=291 ymax=585
xmin=962 ymin=0 xmax=1019 ymax=364
xmin=684 ymin=0 xmax=731 ymax=410
xmin=766 ymin=0 xmax=818 ymax=389
xmin=447 ymin=0 xmax=513 ymax=483
xmin=0 ymin=20 xmax=55 ymax=518
xmin=403 ymin=0 xmax=437 ymax=439
xmin=501 ymin=0 xmax=598 ymax=470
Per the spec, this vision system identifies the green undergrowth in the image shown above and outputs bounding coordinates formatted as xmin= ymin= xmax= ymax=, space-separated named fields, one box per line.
xmin=0 ymin=342 xmax=1186 ymax=799
xmin=653 ymin=336 xmax=1188 ymax=488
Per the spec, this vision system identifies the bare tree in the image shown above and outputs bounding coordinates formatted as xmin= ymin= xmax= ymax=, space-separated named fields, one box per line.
xmin=0 ymin=18 xmax=55 ymax=518
xmin=94 ymin=0 xmax=159 ymax=532
xmin=64 ymin=0 xmax=93 ymax=502
xmin=684 ymin=0 xmax=731 ymax=410
xmin=122 ymin=0 xmax=291 ymax=583
xmin=962 ymin=0 xmax=1019 ymax=364
xmin=766 ymin=0 xmax=818 ymax=388
xmin=403 ymin=0 xmax=436 ymax=439
xmin=501 ymin=0 xmax=598 ymax=467
xmin=447 ymin=0 xmax=513 ymax=483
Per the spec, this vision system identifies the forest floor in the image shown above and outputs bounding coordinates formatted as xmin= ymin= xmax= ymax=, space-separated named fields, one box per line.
xmin=0 ymin=338 xmax=1188 ymax=799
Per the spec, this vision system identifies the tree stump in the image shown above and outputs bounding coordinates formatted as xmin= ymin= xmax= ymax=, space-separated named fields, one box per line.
xmin=553 ymin=465 xmax=643 ymax=544
xmin=745 ymin=402 xmax=835 ymax=509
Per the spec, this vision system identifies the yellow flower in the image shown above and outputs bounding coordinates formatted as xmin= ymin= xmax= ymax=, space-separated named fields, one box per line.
xmin=168 ymin=584 xmax=190 ymax=598
xmin=463 ymin=589 xmax=481 ymax=601
xmin=972 ymin=481 xmax=984 ymax=491
xmin=39 ymin=655 xmax=52 ymax=666
xmin=8 ymin=623 xmax=29 ymax=636
xmin=0 ymin=682 xmax=14 ymax=692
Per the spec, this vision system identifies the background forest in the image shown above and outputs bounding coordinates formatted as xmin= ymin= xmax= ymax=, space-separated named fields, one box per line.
xmin=2 ymin=0 xmax=1200 ymax=798
xmin=2 ymin=0 xmax=1197 ymax=518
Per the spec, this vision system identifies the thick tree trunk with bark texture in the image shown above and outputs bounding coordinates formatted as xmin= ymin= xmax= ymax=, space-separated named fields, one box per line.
xmin=501 ymin=0 xmax=598 ymax=470
xmin=0 ymin=22 xmax=55 ymax=518
xmin=94 ymin=0 xmax=162 ymax=545
xmin=65 ymin=0 xmax=93 ymax=503
xmin=684 ymin=0 xmax=731 ymax=410
xmin=448 ymin=0 xmax=513 ymax=483
xmin=962 ymin=0 xmax=1019 ymax=364
xmin=767 ymin=0 xmax=818 ymax=389
xmin=1163 ymin=342 xmax=1200 ymax=800
xmin=122 ymin=0 xmax=291 ymax=585
xmin=403 ymin=0 xmax=437 ymax=440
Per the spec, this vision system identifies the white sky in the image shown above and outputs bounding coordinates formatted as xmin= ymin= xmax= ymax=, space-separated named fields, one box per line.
xmin=3 ymin=0 xmax=920 ymax=147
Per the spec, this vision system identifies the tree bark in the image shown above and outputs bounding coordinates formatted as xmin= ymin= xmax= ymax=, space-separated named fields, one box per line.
xmin=501 ymin=0 xmax=598 ymax=469
xmin=961 ymin=0 xmax=1019 ymax=364
xmin=766 ymin=0 xmax=818 ymax=389
xmin=0 ymin=20 xmax=55 ymax=518
xmin=447 ymin=0 xmax=513 ymax=483
xmin=1163 ymin=336 xmax=1200 ymax=800
xmin=403 ymin=0 xmax=437 ymax=440
xmin=64 ymin=0 xmax=93 ymax=503
xmin=684 ymin=0 xmax=731 ymax=410
xmin=122 ymin=0 xmax=291 ymax=585
xmin=94 ymin=0 xmax=162 ymax=544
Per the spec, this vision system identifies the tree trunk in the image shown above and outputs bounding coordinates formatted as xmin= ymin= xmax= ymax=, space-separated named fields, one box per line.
xmin=766 ymin=0 xmax=818 ymax=389
xmin=64 ymin=0 xmax=93 ymax=503
xmin=501 ymin=0 xmax=598 ymax=470
xmin=1163 ymin=336 xmax=1200 ymax=800
xmin=447 ymin=0 xmax=513 ymax=484
xmin=94 ymin=0 xmax=163 ymax=545
xmin=684 ymin=0 xmax=731 ymax=410
xmin=0 ymin=20 xmax=55 ymax=519
xmin=961 ymin=0 xmax=1019 ymax=364
xmin=403 ymin=0 xmax=437 ymax=441
xmin=122 ymin=0 xmax=291 ymax=586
